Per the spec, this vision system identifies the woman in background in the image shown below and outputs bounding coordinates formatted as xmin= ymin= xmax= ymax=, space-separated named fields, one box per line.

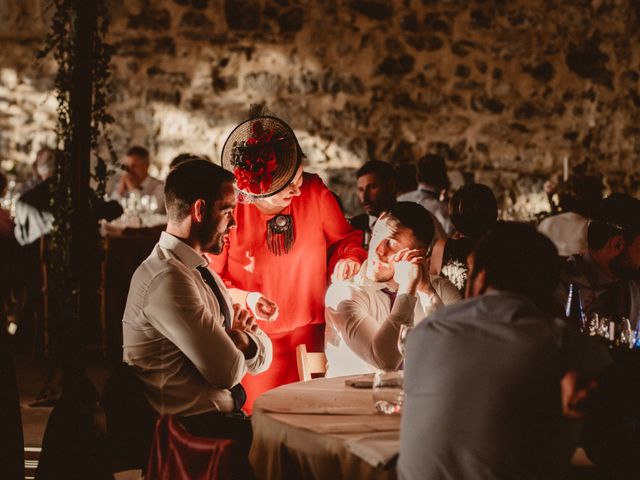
xmin=430 ymin=183 xmax=498 ymax=293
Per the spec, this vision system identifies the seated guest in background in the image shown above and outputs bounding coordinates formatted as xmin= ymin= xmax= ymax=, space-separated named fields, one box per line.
xmin=398 ymin=153 xmax=453 ymax=235
xmin=122 ymin=160 xmax=272 ymax=445
xmin=399 ymin=222 xmax=610 ymax=480
xmin=430 ymin=183 xmax=498 ymax=293
xmin=325 ymin=202 xmax=460 ymax=377
xmin=17 ymin=147 xmax=55 ymax=194
xmin=554 ymin=194 xmax=640 ymax=328
xmin=394 ymin=164 xmax=417 ymax=197
xmin=350 ymin=160 xmax=397 ymax=249
xmin=14 ymin=151 xmax=123 ymax=246
xmin=111 ymin=146 xmax=165 ymax=213
xmin=538 ymin=175 xmax=603 ymax=257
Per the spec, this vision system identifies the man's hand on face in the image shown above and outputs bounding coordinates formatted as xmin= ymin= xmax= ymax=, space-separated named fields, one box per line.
xmin=392 ymin=248 xmax=426 ymax=295
xmin=246 ymin=293 xmax=279 ymax=322
xmin=331 ymin=259 xmax=362 ymax=283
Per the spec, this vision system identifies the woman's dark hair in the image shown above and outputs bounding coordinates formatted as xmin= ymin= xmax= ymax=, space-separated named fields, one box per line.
xmin=394 ymin=164 xmax=417 ymax=194
xmin=557 ymin=175 xmax=603 ymax=217
xmin=449 ymin=183 xmax=498 ymax=239
xmin=164 ymin=159 xmax=234 ymax=222
xmin=416 ymin=154 xmax=449 ymax=191
xmin=471 ymin=221 xmax=560 ymax=311
xmin=383 ymin=201 xmax=435 ymax=248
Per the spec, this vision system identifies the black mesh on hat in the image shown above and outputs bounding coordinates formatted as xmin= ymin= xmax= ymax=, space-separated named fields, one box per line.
xmin=221 ymin=116 xmax=301 ymax=198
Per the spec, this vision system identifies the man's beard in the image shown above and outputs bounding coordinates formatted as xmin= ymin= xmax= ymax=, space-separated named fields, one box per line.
xmin=200 ymin=225 xmax=225 ymax=254
xmin=610 ymin=253 xmax=640 ymax=280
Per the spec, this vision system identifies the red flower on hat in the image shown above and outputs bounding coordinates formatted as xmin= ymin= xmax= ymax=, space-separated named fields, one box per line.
xmin=231 ymin=121 xmax=281 ymax=194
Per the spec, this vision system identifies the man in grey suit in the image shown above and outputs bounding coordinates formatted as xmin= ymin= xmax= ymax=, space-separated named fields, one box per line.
xmin=398 ymin=222 xmax=610 ymax=480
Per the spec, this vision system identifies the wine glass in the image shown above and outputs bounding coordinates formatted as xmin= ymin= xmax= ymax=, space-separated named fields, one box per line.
xmin=372 ymin=370 xmax=404 ymax=415
xmin=397 ymin=324 xmax=413 ymax=357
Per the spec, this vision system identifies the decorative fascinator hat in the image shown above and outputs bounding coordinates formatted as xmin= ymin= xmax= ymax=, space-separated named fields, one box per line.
xmin=221 ymin=106 xmax=303 ymax=255
xmin=221 ymin=106 xmax=302 ymax=199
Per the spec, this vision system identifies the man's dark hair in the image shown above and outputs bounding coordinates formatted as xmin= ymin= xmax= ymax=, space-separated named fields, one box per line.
xmin=164 ymin=159 xmax=234 ymax=222
xmin=450 ymin=183 xmax=498 ymax=239
xmin=472 ymin=222 xmax=560 ymax=311
xmin=126 ymin=146 xmax=150 ymax=161
xmin=356 ymin=160 xmax=395 ymax=180
xmin=394 ymin=164 xmax=417 ymax=193
xmin=587 ymin=194 xmax=640 ymax=250
xmin=169 ymin=153 xmax=205 ymax=170
xmin=384 ymin=201 xmax=435 ymax=248
xmin=416 ymin=154 xmax=449 ymax=190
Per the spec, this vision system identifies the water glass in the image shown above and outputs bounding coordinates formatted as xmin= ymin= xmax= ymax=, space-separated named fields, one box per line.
xmin=372 ymin=370 xmax=404 ymax=415
xmin=397 ymin=325 xmax=412 ymax=356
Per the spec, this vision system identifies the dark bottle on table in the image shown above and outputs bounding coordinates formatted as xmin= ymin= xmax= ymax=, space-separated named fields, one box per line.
xmin=566 ymin=283 xmax=587 ymax=332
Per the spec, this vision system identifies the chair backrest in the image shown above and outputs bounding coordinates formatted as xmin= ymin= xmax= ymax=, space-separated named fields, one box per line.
xmin=146 ymin=416 xmax=232 ymax=480
xmin=295 ymin=344 xmax=327 ymax=382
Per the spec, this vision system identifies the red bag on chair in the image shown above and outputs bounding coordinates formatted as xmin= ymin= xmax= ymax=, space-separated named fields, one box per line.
xmin=146 ymin=416 xmax=233 ymax=480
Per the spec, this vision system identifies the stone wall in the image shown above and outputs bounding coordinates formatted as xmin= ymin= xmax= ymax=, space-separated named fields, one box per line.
xmin=1 ymin=0 xmax=640 ymax=217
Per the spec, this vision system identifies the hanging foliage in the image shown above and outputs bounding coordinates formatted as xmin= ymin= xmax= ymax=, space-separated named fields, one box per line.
xmin=35 ymin=0 xmax=115 ymax=343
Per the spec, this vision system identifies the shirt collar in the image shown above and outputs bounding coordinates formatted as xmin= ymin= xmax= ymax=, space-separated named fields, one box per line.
xmin=159 ymin=231 xmax=207 ymax=270
xmin=368 ymin=215 xmax=377 ymax=229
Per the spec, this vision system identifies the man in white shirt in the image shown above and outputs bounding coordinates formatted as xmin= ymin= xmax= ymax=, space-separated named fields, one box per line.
xmin=111 ymin=146 xmax=165 ymax=213
xmin=325 ymin=202 xmax=460 ymax=377
xmin=397 ymin=153 xmax=453 ymax=235
xmin=122 ymin=159 xmax=272 ymax=442
xmin=351 ymin=160 xmax=446 ymax=249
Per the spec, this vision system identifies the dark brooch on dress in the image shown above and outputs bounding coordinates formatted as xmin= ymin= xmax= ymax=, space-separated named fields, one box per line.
xmin=267 ymin=213 xmax=295 ymax=256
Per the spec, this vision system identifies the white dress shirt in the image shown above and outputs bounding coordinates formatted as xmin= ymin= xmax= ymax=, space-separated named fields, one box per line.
xmin=111 ymin=175 xmax=166 ymax=213
xmin=398 ymin=184 xmax=453 ymax=235
xmin=122 ymin=232 xmax=272 ymax=416
xmin=538 ymin=212 xmax=588 ymax=257
xmin=324 ymin=264 xmax=461 ymax=377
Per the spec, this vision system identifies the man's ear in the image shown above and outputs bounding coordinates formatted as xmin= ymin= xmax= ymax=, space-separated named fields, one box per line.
xmin=609 ymin=234 xmax=626 ymax=254
xmin=191 ymin=199 xmax=206 ymax=223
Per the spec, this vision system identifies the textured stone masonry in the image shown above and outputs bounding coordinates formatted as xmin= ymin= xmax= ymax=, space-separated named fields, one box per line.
xmin=1 ymin=0 xmax=640 ymax=217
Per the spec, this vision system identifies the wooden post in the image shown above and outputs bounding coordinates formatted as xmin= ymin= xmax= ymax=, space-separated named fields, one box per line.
xmin=64 ymin=0 xmax=98 ymax=383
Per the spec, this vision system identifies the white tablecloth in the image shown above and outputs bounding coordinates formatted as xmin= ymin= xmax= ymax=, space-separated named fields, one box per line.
xmin=249 ymin=375 xmax=400 ymax=480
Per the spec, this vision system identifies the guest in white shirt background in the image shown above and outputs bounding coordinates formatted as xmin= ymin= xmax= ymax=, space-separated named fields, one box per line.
xmin=538 ymin=174 xmax=603 ymax=257
xmin=350 ymin=160 xmax=398 ymax=249
xmin=110 ymin=145 xmax=165 ymax=213
xmin=397 ymin=153 xmax=453 ymax=235
xmin=325 ymin=202 xmax=460 ymax=377
xmin=122 ymin=159 xmax=272 ymax=460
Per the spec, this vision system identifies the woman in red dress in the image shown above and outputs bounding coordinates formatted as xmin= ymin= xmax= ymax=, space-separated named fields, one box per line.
xmin=207 ymin=113 xmax=366 ymax=412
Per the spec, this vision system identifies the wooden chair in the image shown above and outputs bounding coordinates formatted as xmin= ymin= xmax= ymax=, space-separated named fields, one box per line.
xmin=295 ymin=344 xmax=327 ymax=382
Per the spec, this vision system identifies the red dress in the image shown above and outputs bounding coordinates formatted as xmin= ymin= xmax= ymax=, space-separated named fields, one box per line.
xmin=207 ymin=173 xmax=366 ymax=412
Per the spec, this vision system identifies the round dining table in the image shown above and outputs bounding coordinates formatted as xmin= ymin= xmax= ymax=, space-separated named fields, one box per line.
xmin=249 ymin=375 xmax=400 ymax=480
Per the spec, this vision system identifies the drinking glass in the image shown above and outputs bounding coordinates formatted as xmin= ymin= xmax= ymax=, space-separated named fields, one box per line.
xmin=372 ymin=370 xmax=404 ymax=415
xmin=397 ymin=324 xmax=413 ymax=356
